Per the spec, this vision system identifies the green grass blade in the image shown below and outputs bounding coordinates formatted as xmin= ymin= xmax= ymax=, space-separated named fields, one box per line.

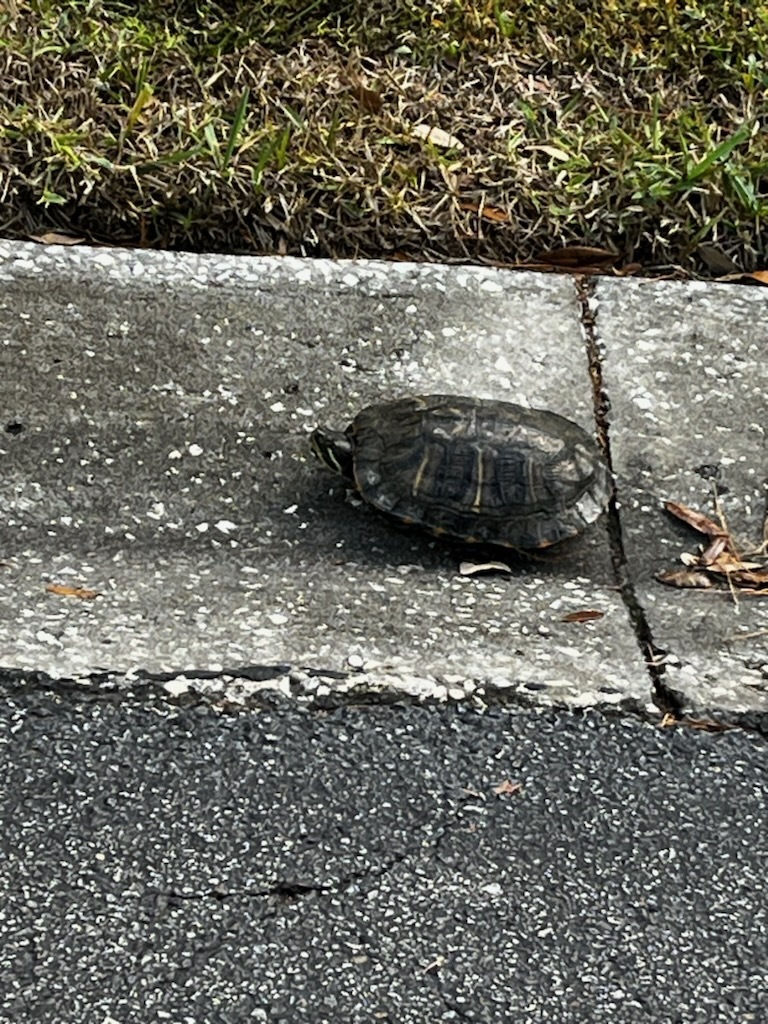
xmin=679 ymin=124 xmax=753 ymax=187
xmin=727 ymin=170 xmax=759 ymax=213
xmin=125 ymin=84 xmax=154 ymax=133
xmin=222 ymin=87 xmax=250 ymax=172
xmin=203 ymin=122 xmax=221 ymax=167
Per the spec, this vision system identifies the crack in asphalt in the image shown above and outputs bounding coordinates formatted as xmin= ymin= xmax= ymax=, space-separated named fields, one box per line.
xmin=160 ymin=847 xmax=414 ymax=906
xmin=574 ymin=275 xmax=683 ymax=720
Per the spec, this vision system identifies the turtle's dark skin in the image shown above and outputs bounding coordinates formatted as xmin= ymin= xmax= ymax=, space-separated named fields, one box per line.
xmin=310 ymin=394 xmax=612 ymax=549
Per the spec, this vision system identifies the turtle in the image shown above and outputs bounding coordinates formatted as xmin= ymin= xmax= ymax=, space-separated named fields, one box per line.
xmin=310 ymin=394 xmax=612 ymax=549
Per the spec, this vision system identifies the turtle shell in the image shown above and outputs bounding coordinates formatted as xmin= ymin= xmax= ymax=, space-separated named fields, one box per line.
xmin=341 ymin=394 xmax=611 ymax=548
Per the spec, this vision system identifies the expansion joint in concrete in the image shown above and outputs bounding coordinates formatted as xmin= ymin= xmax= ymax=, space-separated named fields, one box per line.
xmin=574 ymin=275 xmax=682 ymax=720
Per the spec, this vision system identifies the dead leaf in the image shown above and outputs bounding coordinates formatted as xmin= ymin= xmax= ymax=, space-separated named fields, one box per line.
xmin=528 ymin=143 xmax=571 ymax=161
xmin=349 ymin=83 xmax=383 ymax=113
xmin=664 ymin=500 xmax=727 ymax=539
xmin=410 ymin=124 xmax=463 ymax=150
xmin=516 ymin=263 xmax=611 ymax=276
xmin=562 ymin=609 xmax=605 ymax=623
xmin=493 ymin=779 xmax=522 ymax=796
xmin=700 ymin=535 xmax=730 ymax=565
xmin=661 ymin=713 xmax=733 ymax=732
xmin=657 ymin=488 xmax=768 ymax=595
xmin=656 ymin=569 xmax=715 ymax=589
xmin=687 ymin=718 xmax=734 ymax=732
xmin=698 ymin=243 xmax=740 ymax=276
xmin=459 ymin=560 xmax=512 ymax=576
xmin=459 ymin=202 xmax=510 ymax=223
xmin=30 ymin=232 xmax=85 ymax=246
xmin=707 ymin=553 xmax=764 ymax=575
xmin=728 ymin=568 xmax=768 ymax=589
xmin=530 ymin=246 xmax=618 ymax=272
xmin=46 ymin=583 xmax=101 ymax=600
xmin=717 ymin=270 xmax=768 ymax=287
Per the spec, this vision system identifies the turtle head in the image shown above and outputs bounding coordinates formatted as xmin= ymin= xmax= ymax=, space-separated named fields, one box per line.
xmin=310 ymin=426 xmax=355 ymax=481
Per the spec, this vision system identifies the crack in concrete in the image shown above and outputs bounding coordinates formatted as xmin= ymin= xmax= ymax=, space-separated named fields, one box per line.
xmin=575 ymin=275 xmax=683 ymax=719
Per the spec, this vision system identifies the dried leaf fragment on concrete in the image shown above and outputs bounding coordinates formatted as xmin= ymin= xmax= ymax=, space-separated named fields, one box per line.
xmin=656 ymin=568 xmax=716 ymax=589
xmin=562 ymin=609 xmax=605 ymax=623
xmin=660 ymin=713 xmax=734 ymax=732
xmin=657 ymin=498 xmax=768 ymax=595
xmin=46 ymin=583 xmax=101 ymax=600
xmin=664 ymin=500 xmax=728 ymax=539
xmin=459 ymin=560 xmax=512 ymax=577
xmin=727 ymin=567 xmax=768 ymax=589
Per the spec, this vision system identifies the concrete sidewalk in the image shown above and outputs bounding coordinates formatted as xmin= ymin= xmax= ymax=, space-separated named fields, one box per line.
xmin=1 ymin=241 xmax=767 ymax=725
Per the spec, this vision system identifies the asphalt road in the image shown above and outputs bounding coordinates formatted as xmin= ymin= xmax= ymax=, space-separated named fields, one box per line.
xmin=2 ymin=680 xmax=766 ymax=1023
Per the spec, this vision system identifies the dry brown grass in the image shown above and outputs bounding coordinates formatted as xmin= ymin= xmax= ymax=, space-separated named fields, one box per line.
xmin=1 ymin=1 xmax=766 ymax=272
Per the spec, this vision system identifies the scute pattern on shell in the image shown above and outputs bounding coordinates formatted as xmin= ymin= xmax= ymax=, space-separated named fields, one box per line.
xmin=347 ymin=394 xmax=611 ymax=548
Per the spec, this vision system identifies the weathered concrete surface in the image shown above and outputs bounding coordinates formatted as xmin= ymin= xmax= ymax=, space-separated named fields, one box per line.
xmin=0 ymin=242 xmax=647 ymax=711
xmin=595 ymin=277 xmax=768 ymax=719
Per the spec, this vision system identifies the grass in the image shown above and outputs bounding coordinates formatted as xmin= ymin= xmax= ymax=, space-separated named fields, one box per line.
xmin=0 ymin=0 xmax=766 ymax=271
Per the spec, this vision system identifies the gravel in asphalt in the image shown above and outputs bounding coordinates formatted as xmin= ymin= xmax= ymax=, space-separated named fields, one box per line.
xmin=2 ymin=685 xmax=766 ymax=1023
